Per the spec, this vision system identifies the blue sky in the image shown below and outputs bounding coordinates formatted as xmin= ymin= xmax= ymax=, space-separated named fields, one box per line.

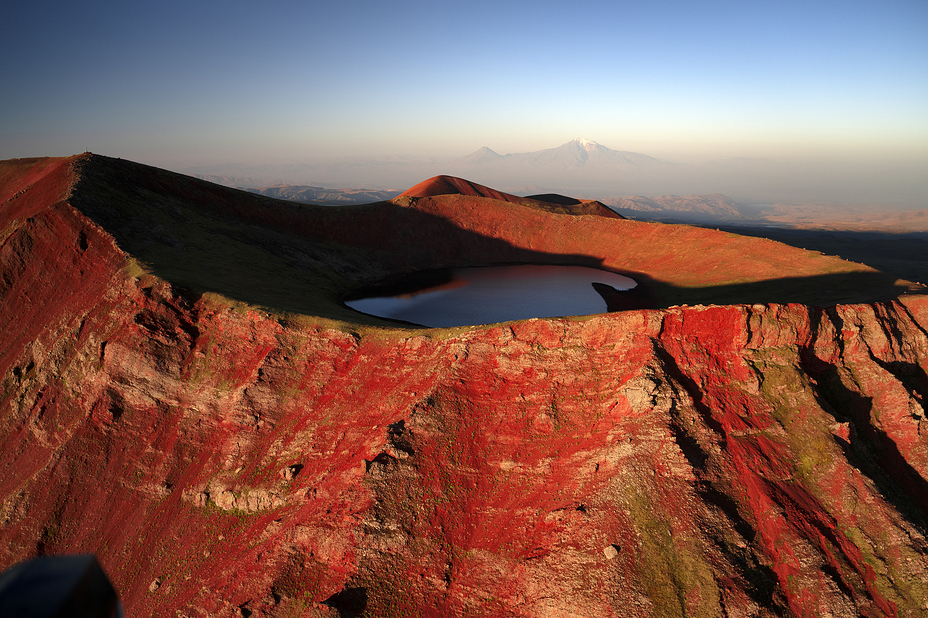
xmin=2 ymin=0 xmax=927 ymax=191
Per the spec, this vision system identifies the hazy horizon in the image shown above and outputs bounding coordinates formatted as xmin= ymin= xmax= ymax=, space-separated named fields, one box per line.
xmin=182 ymin=138 xmax=928 ymax=208
xmin=3 ymin=1 xmax=926 ymax=206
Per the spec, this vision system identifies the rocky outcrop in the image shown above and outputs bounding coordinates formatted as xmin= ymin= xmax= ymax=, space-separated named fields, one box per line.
xmin=1 ymin=155 xmax=927 ymax=617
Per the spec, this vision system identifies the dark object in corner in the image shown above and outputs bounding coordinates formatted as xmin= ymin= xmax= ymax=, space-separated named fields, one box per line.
xmin=0 ymin=555 xmax=123 ymax=618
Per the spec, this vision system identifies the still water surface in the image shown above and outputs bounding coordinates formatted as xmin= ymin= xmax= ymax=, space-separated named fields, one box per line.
xmin=346 ymin=265 xmax=637 ymax=327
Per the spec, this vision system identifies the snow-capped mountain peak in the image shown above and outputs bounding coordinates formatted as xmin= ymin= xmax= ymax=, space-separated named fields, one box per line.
xmin=571 ymin=138 xmax=601 ymax=151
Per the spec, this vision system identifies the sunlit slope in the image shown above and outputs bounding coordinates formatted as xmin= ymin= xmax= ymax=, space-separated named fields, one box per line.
xmin=400 ymin=174 xmax=624 ymax=219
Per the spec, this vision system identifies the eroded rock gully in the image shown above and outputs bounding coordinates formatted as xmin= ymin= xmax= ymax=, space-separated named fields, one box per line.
xmin=1 ymin=156 xmax=927 ymax=617
xmin=3 ymin=275 xmax=928 ymax=615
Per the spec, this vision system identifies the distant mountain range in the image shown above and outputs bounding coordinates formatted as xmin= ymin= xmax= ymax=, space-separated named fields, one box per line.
xmin=182 ymin=138 xmax=928 ymax=206
xmin=454 ymin=138 xmax=665 ymax=169
xmin=184 ymin=139 xmax=672 ymax=196
xmin=441 ymin=139 xmax=673 ymax=194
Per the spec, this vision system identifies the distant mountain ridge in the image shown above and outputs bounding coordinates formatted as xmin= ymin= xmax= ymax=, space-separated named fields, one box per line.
xmin=452 ymin=138 xmax=666 ymax=171
xmin=191 ymin=173 xmax=285 ymax=188
xmin=457 ymin=146 xmax=505 ymax=165
xmin=180 ymin=139 xmax=928 ymax=206
xmin=440 ymin=138 xmax=675 ymax=196
xmin=247 ymin=185 xmax=401 ymax=205
xmin=181 ymin=139 xmax=671 ymax=196
xmin=602 ymin=193 xmax=745 ymax=222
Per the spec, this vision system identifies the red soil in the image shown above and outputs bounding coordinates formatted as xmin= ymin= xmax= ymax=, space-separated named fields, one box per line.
xmin=400 ymin=175 xmax=520 ymax=201
xmin=0 ymin=155 xmax=926 ymax=617
xmin=400 ymin=174 xmax=624 ymax=220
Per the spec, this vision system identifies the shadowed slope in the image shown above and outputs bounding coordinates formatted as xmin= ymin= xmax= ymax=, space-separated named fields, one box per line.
xmin=4 ymin=155 xmax=903 ymax=323
xmin=526 ymin=192 xmax=582 ymax=205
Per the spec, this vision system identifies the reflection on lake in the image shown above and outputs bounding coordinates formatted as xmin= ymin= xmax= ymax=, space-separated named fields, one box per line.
xmin=345 ymin=265 xmax=637 ymax=327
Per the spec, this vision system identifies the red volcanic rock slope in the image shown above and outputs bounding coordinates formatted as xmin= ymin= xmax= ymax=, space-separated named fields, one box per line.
xmin=0 ymin=154 xmax=927 ymax=617
xmin=400 ymin=174 xmax=522 ymax=201
xmin=401 ymin=174 xmax=624 ymax=219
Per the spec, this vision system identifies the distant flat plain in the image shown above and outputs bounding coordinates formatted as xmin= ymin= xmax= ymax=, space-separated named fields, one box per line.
xmin=641 ymin=201 xmax=928 ymax=288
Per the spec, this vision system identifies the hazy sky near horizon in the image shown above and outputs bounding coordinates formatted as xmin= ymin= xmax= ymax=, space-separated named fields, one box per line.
xmin=2 ymin=0 xmax=926 ymax=193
